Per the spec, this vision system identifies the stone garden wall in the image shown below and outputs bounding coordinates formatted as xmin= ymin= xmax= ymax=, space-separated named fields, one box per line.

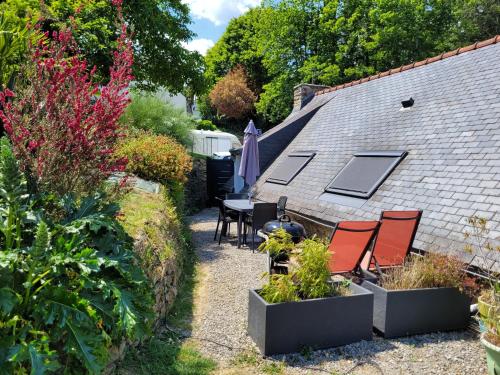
xmin=286 ymin=210 xmax=334 ymax=241
xmin=105 ymin=184 xmax=189 ymax=372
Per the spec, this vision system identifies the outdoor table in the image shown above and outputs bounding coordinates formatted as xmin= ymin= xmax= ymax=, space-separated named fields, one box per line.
xmin=224 ymin=199 xmax=254 ymax=248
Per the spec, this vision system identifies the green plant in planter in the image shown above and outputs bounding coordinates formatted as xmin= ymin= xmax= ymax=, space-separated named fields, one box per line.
xmin=294 ymin=238 xmax=336 ymax=299
xmin=260 ymin=274 xmax=299 ymax=303
xmin=465 ymin=216 xmax=500 ymax=375
xmin=258 ymin=228 xmax=294 ymax=260
xmin=259 ymin=237 xmax=348 ymax=303
xmin=379 ymin=252 xmax=466 ymax=291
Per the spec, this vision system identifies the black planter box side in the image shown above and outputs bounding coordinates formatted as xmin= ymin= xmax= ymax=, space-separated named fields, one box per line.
xmin=248 ymin=283 xmax=373 ymax=356
xmin=361 ymin=280 xmax=470 ymax=338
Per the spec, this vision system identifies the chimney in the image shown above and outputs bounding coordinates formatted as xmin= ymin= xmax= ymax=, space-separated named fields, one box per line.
xmin=293 ymin=83 xmax=330 ymax=112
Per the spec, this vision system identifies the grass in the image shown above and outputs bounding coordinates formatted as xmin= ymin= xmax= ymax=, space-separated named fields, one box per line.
xmin=115 ymin=334 xmax=215 ymax=375
xmin=230 ymin=351 xmax=260 ymax=367
xmin=119 ymin=188 xmax=164 ymax=238
xmin=114 ymin=247 xmax=216 ymax=375
xmin=261 ymin=362 xmax=285 ymax=375
xmin=230 ymin=350 xmax=288 ymax=375
xmin=113 ymin=198 xmax=216 ymax=375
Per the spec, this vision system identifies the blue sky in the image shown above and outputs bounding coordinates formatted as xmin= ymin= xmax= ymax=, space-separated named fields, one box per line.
xmin=182 ymin=0 xmax=261 ymax=55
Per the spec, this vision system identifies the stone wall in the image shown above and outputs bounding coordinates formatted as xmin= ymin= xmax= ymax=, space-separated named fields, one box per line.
xmin=185 ymin=157 xmax=208 ymax=214
xmin=105 ymin=186 xmax=188 ymax=373
xmin=292 ymin=83 xmax=330 ymax=112
xmin=286 ymin=210 xmax=335 ymax=241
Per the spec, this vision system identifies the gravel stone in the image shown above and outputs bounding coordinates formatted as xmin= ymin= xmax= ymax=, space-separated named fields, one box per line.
xmin=188 ymin=208 xmax=487 ymax=374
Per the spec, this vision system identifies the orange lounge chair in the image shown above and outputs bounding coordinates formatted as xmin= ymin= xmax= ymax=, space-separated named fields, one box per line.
xmin=361 ymin=210 xmax=423 ymax=272
xmin=327 ymin=221 xmax=380 ymax=274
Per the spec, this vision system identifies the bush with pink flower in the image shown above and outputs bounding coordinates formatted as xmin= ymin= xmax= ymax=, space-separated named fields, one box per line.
xmin=0 ymin=9 xmax=132 ymax=196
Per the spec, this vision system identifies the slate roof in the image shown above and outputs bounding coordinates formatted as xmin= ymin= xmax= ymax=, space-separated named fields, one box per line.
xmin=255 ymin=39 xmax=500 ymax=264
xmin=252 ymin=93 xmax=333 ymax=172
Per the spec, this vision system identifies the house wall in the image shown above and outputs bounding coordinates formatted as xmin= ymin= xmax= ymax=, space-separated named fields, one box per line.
xmin=256 ymin=43 xmax=500 ymax=265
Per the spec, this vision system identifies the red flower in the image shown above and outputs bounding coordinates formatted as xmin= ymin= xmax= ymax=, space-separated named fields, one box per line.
xmin=0 ymin=2 xmax=132 ymax=196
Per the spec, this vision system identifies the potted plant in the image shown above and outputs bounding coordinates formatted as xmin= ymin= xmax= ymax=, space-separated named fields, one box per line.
xmin=464 ymin=216 xmax=500 ymax=375
xmin=360 ymin=252 xmax=470 ymax=338
xmin=258 ymin=228 xmax=295 ymax=273
xmin=248 ymin=236 xmax=373 ymax=356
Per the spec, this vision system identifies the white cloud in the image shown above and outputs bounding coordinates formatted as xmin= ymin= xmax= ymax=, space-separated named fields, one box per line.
xmin=183 ymin=38 xmax=215 ymax=55
xmin=184 ymin=0 xmax=260 ymax=26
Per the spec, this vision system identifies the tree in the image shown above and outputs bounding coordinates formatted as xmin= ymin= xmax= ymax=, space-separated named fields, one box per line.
xmin=257 ymin=0 xmax=325 ymax=122
xmin=123 ymin=0 xmax=205 ymax=92
xmin=205 ymin=7 xmax=269 ymax=92
xmin=202 ymin=7 xmax=269 ymax=126
xmin=0 ymin=0 xmax=204 ymax=93
xmin=450 ymin=0 xmax=500 ymax=45
xmin=209 ymin=66 xmax=257 ymax=120
xmin=205 ymin=0 xmax=500 ymax=126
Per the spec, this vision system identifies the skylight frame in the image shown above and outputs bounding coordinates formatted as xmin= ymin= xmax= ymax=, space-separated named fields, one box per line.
xmin=266 ymin=151 xmax=316 ymax=185
xmin=324 ymin=151 xmax=408 ymax=199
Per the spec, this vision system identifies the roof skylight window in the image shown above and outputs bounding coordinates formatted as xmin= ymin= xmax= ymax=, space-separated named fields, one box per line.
xmin=325 ymin=151 xmax=407 ymax=199
xmin=266 ymin=152 xmax=316 ymax=185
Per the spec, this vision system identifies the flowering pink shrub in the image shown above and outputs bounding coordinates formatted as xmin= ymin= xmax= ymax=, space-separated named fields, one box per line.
xmin=0 ymin=3 xmax=132 ymax=196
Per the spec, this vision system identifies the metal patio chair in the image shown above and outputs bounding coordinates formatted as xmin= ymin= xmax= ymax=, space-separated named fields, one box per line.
xmin=327 ymin=221 xmax=380 ymax=275
xmin=214 ymin=197 xmax=238 ymax=244
xmin=361 ymin=210 xmax=423 ymax=272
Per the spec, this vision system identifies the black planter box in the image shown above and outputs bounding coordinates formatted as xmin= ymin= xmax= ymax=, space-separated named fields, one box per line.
xmin=247 ymin=283 xmax=373 ymax=356
xmin=361 ymin=280 xmax=470 ymax=338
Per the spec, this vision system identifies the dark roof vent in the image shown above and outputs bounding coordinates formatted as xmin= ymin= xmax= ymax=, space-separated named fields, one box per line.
xmin=401 ymin=97 xmax=414 ymax=108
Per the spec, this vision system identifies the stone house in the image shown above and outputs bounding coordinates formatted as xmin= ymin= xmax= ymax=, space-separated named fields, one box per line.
xmin=254 ymin=36 xmax=500 ymax=265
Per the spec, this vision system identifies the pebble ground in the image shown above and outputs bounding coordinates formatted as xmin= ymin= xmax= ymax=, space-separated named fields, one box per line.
xmin=188 ymin=208 xmax=487 ymax=375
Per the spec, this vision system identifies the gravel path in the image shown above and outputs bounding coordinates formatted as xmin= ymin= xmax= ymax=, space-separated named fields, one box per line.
xmin=188 ymin=208 xmax=487 ymax=375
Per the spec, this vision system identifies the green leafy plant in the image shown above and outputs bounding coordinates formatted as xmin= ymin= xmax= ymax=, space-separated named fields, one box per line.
xmin=115 ymin=132 xmax=192 ymax=188
xmin=260 ymin=274 xmax=299 ymax=304
xmin=258 ymin=228 xmax=294 ymax=259
xmin=0 ymin=138 xmax=154 ymax=374
xmin=196 ymin=119 xmax=218 ymax=131
xmin=259 ymin=236 xmax=348 ymax=303
xmin=294 ymin=238 xmax=337 ymax=299
xmin=464 ymin=216 xmax=500 ymax=346
xmin=380 ymin=253 xmax=466 ymax=291
xmin=0 ymin=12 xmax=29 ymax=90
xmin=121 ymin=93 xmax=195 ymax=147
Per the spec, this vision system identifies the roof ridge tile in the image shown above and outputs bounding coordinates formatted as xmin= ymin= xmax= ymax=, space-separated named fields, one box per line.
xmin=315 ymin=35 xmax=500 ymax=97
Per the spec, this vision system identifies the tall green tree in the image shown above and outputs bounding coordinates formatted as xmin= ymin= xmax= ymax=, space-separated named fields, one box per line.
xmin=205 ymin=7 xmax=269 ymax=92
xmin=205 ymin=0 xmax=500 ymax=126
xmin=256 ymin=0 xmax=326 ymax=123
xmin=450 ymin=0 xmax=500 ymax=44
xmin=202 ymin=7 xmax=269 ymax=127
xmin=0 ymin=0 xmax=204 ymax=93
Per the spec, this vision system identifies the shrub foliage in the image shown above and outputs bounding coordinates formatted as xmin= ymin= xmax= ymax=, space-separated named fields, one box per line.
xmin=115 ymin=133 xmax=192 ymax=186
xmin=259 ymin=235 xmax=347 ymax=303
xmin=0 ymin=19 xmax=133 ymax=197
xmin=380 ymin=253 xmax=466 ymax=291
xmin=0 ymin=138 xmax=154 ymax=374
xmin=120 ymin=93 xmax=195 ymax=147
xmin=209 ymin=65 xmax=256 ymax=120
xmin=196 ymin=119 xmax=218 ymax=131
